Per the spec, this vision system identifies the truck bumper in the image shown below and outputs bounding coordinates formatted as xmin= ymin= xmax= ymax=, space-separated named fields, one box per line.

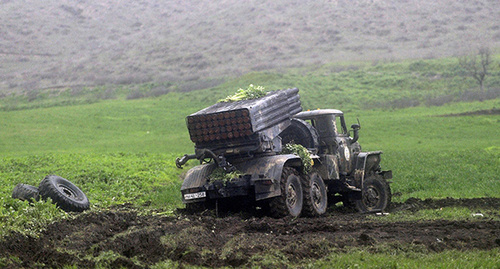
xmin=181 ymin=175 xmax=279 ymax=204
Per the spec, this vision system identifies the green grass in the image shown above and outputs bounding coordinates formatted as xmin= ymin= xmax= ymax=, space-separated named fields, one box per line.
xmin=0 ymin=198 xmax=67 ymax=238
xmin=0 ymin=152 xmax=185 ymax=238
xmin=149 ymin=248 xmax=500 ymax=268
xmin=307 ymin=248 xmax=500 ymax=269
xmin=0 ymin=153 xmax=184 ymax=208
xmin=0 ymin=93 xmax=195 ymax=155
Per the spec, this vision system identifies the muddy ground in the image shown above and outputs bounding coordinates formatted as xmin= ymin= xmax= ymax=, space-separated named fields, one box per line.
xmin=1 ymin=198 xmax=499 ymax=268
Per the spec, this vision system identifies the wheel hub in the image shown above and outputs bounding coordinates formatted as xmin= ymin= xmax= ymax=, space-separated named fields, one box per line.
xmin=312 ymin=182 xmax=322 ymax=207
xmin=287 ymin=184 xmax=298 ymax=207
xmin=58 ymin=184 xmax=77 ymax=199
xmin=364 ymin=186 xmax=380 ymax=208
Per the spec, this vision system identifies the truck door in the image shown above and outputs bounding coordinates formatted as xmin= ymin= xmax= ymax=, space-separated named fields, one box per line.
xmin=334 ymin=115 xmax=354 ymax=176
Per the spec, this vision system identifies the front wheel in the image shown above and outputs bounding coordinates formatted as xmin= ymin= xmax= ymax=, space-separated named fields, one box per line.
xmin=355 ymin=175 xmax=391 ymax=213
xmin=269 ymin=167 xmax=303 ymax=218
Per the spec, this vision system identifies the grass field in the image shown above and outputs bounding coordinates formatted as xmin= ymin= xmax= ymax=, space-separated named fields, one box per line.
xmin=0 ymin=56 xmax=499 ymax=268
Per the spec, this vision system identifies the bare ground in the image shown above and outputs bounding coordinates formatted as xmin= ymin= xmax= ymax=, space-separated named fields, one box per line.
xmin=1 ymin=198 xmax=499 ymax=268
xmin=436 ymin=108 xmax=500 ymax=117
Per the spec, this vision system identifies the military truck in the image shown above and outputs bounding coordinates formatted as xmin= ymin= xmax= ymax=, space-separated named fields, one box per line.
xmin=176 ymin=88 xmax=392 ymax=217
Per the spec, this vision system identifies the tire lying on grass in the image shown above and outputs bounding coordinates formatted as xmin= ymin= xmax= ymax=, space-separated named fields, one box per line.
xmin=12 ymin=183 xmax=40 ymax=202
xmin=38 ymin=175 xmax=90 ymax=212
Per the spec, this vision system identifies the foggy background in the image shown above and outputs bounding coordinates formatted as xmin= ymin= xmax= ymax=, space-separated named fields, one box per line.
xmin=1 ymin=0 xmax=499 ymax=94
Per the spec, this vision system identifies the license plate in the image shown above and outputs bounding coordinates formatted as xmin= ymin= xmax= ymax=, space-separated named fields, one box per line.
xmin=184 ymin=191 xmax=206 ymax=200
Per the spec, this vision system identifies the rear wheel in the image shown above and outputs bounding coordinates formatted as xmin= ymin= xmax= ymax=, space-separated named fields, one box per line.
xmin=355 ymin=175 xmax=391 ymax=213
xmin=302 ymin=172 xmax=327 ymax=217
xmin=270 ymin=167 xmax=303 ymax=218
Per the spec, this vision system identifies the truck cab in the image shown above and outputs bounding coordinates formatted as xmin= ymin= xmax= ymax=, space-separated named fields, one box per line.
xmin=280 ymin=109 xmax=392 ymax=211
xmin=293 ymin=109 xmax=360 ymax=176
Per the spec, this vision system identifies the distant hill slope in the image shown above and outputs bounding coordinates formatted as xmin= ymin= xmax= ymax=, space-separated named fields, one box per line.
xmin=1 ymin=0 xmax=499 ymax=94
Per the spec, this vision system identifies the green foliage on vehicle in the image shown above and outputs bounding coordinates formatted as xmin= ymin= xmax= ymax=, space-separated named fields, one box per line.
xmin=209 ymin=167 xmax=243 ymax=185
xmin=282 ymin=143 xmax=313 ymax=174
xmin=218 ymin=84 xmax=267 ymax=103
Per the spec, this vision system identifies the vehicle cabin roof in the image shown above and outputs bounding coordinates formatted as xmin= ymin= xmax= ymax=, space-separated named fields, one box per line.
xmin=294 ymin=109 xmax=343 ymax=119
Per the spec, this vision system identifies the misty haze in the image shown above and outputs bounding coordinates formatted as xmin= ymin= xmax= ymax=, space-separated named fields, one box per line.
xmin=1 ymin=0 xmax=499 ymax=94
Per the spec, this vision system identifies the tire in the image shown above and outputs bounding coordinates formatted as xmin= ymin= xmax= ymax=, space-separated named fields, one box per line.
xmin=38 ymin=175 xmax=90 ymax=212
xmin=355 ymin=175 xmax=391 ymax=213
xmin=12 ymin=183 xmax=40 ymax=201
xmin=279 ymin=118 xmax=319 ymax=150
xmin=302 ymin=171 xmax=327 ymax=217
xmin=269 ymin=167 xmax=303 ymax=218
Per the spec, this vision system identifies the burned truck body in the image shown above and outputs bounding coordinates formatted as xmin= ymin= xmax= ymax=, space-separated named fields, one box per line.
xmin=176 ymin=88 xmax=392 ymax=217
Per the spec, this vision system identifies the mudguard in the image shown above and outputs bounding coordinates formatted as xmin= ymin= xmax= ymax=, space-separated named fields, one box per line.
xmin=180 ymin=163 xmax=217 ymax=191
xmin=353 ymin=151 xmax=392 ymax=185
xmin=234 ymin=154 xmax=301 ymax=181
xmin=236 ymin=154 xmax=304 ymax=200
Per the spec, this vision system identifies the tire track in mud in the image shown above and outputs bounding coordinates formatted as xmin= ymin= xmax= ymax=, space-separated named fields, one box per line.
xmin=1 ymin=198 xmax=499 ymax=268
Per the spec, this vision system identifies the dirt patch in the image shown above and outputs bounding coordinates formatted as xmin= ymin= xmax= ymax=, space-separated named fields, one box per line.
xmin=436 ymin=108 xmax=500 ymax=117
xmin=1 ymin=198 xmax=499 ymax=268
xmin=390 ymin=197 xmax=500 ymax=212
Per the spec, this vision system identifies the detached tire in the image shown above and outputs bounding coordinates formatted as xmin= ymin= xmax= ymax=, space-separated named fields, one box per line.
xmin=269 ymin=167 xmax=303 ymax=218
xmin=39 ymin=175 xmax=90 ymax=212
xmin=302 ymin=172 xmax=328 ymax=217
xmin=355 ymin=175 xmax=391 ymax=213
xmin=12 ymin=183 xmax=40 ymax=201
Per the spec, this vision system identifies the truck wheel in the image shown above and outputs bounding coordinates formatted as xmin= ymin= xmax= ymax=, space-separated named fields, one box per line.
xmin=355 ymin=175 xmax=391 ymax=213
xmin=12 ymin=183 xmax=40 ymax=202
xmin=39 ymin=175 xmax=90 ymax=212
xmin=302 ymin=172 xmax=327 ymax=216
xmin=270 ymin=167 xmax=303 ymax=218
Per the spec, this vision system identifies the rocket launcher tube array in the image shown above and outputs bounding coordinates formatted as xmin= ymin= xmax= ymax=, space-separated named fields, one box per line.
xmin=186 ymin=88 xmax=302 ymax=147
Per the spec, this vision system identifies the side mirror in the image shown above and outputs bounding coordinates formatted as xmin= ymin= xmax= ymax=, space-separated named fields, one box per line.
xmin=351 ymin=120 xmax=361 ymax=143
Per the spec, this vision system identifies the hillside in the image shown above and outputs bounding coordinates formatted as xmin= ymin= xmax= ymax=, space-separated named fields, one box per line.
xmin=1 ymin=0 xmax=499 ymax=94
